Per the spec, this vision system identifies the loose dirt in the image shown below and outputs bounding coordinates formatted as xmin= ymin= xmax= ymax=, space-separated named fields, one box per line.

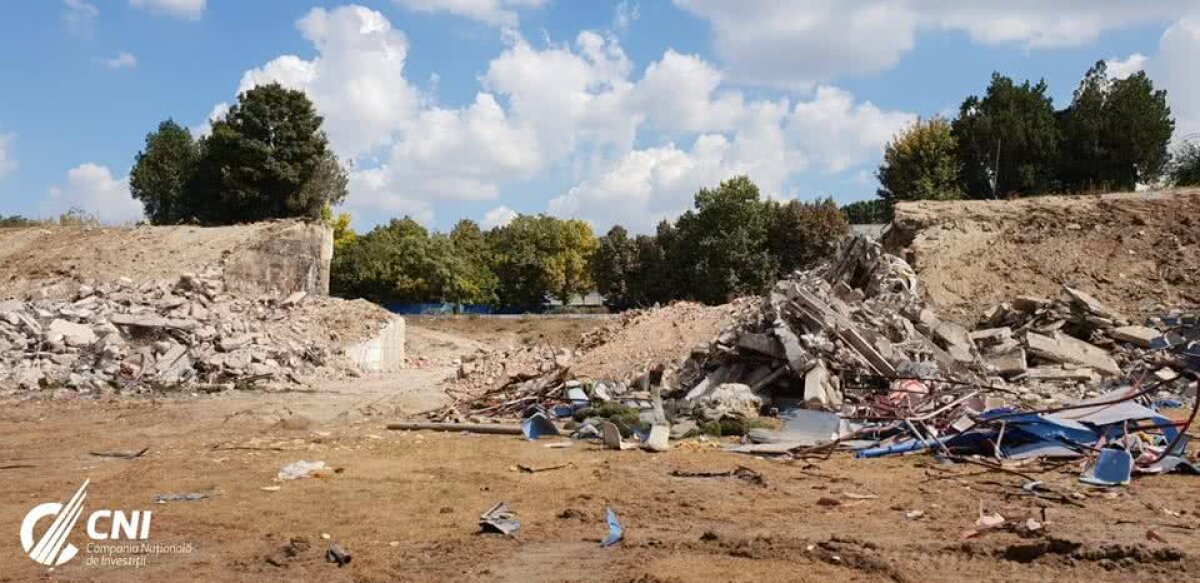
xmin=1 ymin=391 xmax=1196 ymax=583
xmin=890 ymin=189 xmax=1200 ymax=324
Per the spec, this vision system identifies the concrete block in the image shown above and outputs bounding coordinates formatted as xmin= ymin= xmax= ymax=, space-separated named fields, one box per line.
xmin=345 ymin=316 xmax=406 ymax=373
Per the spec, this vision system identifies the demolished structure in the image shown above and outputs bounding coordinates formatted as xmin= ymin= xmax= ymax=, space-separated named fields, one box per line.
xmin=429 ymin=234 xmax=1198 ymax=483
xmin=0 ymin=274 xmax=402 ymax=394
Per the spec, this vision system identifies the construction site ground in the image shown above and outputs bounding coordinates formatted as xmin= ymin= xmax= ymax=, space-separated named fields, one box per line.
xmin=3 ymin=317 xmax=1198 ymax=583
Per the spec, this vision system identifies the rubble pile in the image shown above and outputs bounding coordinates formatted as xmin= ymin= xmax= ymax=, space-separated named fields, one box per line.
xmin=0 ymin=274 xmax=390 ymax=395
xmin=419 ymin=235 xmax=1197 ymax=484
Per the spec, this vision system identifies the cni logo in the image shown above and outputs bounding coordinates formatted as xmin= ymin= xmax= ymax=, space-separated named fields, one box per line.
xmin=19 ymin=480 xmax=152 ymax=567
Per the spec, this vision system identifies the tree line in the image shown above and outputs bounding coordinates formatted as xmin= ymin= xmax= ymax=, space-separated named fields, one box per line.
xmin=842 ymin=61 xmax=1200 ymax=222
xmin=331 ymin=176 xmax=848 ymax=309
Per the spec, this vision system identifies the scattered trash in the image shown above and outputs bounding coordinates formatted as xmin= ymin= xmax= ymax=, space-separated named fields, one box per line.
xmin=90 ymin=447 xmax=149 ymax=459
xmin=1080 ymin=448 xmax=1134 ymax=486
xmin=905 ymin=510 xmax=924 ymax=520
xmin=1146 ymin=529 xmax=1170 ymax=544
xmin=260 ymin=486 xmax=281 ymax=492
xmin=600 ymin=421 xmax=636 ymax=450
xmin=521 ymin=410 xmax=560 ymax=440
xmin=278 ymin=460 xmax=333 ymax=480
xmin=152 ymin=492 xmax=212 ymax=503
xmin=516 ymin=462 xmax=575 ymax=473
xmin=479 ymin=502 xmax=520 ymax=536
xmin=601 ymin=507 xmax=623 ymax=547
xmin=669 ymin=466 xmax=766 ymax=487
xmin=643 ymin=424 xmax=670 ymax=452
xmin=325 ymin=541 xmax=352 ymax=567
xmin=816 ymin=497 xmax=842 ymax=508
xmin=544 ymin=441 xmax=573 ymax=449
xmin=842 ymin=491 xmax=878 ymax=500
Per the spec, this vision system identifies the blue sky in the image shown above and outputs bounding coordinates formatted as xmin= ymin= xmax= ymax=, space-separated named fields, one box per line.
xmin=0 ymin=1 xmax=1197 ymax=233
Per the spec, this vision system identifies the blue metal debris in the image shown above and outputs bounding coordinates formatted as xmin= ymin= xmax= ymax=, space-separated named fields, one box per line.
xmin=1080 ymin=448 xmax=1134 ymax=486
xmin=601 ymin=507 xmax=623 ymax=547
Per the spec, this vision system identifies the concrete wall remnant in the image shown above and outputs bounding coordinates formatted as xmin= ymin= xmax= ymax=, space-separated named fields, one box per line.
xmin=345 ymin=316 xmax=407 ymax=373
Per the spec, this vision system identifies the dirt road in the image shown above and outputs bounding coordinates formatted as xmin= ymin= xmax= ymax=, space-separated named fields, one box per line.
xmin=1 ymin=319 xmax=1197 ymax=582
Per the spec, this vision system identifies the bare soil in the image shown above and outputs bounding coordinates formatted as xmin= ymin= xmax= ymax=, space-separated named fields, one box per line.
xmin=890 ymin=189 xmax=1200 ymax=324
xmin=407 ymin=315 xmax=609 ymax=353
xmin=1 ymin=385 xmax=1197 ymax=583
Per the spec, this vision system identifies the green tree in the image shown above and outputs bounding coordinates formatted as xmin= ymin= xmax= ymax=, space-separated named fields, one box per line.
xmin=767 ymin=198 xmax=848 ymax=275
xmin=1169 ymin=141 xmax=1200 ymax=186
xmin=449 ymin=219 xmax=498 ymax=304
xmin=674 ymin=176 xmax=776 ymax=304
xmin=876 ymin=117 xmax=962 ymax=202
xmin=129 ymin=119 xmax=198 ymax=224
xmin=488 ymin=215 xmax=598 ymax=306
xmin=1059 ymin=61 xmax=1174 ymax=191
xmin=593 ymin=225 xmax=640 ymax=310
xmin=188 ymin=83 xmax=347 ymax=224
xmin=841 ymin=199 xmax=893 ymax=224
xmin=953 ymin=73 xmax=1060 ymax=197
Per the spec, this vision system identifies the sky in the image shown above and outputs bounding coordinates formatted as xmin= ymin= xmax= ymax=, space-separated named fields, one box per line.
xmin=1 ymin=1 xmax=1199 ymax=234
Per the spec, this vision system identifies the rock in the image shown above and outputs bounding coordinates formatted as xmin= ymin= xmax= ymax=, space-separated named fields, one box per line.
xmin=737 ymin=333 xmax=784 ymax=359
xmin=1024 ymin=331 xmax=1121 ymax=376
xmin=1109 ymin=325 xmax=1160 ymax=349
xmin=46 ymin=319 xmax=96 ymax=347
xmin=695 ymin=383 xmax=762 ymax=421
xmin=669 ymin=419 xmax=697 ymax=439
xmin=1062 ymin=286 xmax=1123 ymax=320
xmin=985 ymin=348 xmax=1027 ymax=376
xmin=109 ymin=313 xmax=199 ymax=331
xmin=969 ymin=327 xmax=1012 ymax=349
xmin=803 ymin=361 xmax=841 ymax=410
xmin=281 ymin=291 xmax=308 ymax=308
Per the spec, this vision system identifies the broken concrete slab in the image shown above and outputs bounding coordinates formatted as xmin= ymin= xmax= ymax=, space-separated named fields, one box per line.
xmin=1109 ymin=325 xmax=1160 ymax=349
xmin=985 ymin=347 xmax=1027 ymax=376
xmin=737 ymin=333 xmax=784 ymax=359
xmin=1025 ymin=331 xmax=1121 ymax=376
xmin=803 ymin=361 xmax=841 ymax=410
xmin=109 ymin=313 xmax=199 ymax=331
xmin=47 ymin=319 xmax=96 ymax=347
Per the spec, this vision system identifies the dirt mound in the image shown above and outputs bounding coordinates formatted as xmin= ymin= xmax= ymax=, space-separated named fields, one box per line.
xmin=888 ymin=189 xmax=1200 ymax=324
xmin=0 ymin=219 xmax=331 ymax=301
xmin=571 ymin=302 xmax=734 ymax=380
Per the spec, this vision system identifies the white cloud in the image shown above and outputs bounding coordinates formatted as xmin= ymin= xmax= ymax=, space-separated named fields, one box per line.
xmin=63 ymin=0 xmax=99 ymax=37
xmin=613 ymin=1 xmax=640 ymax=32
xmin=673 ymin=0 xmax=1196 ymax=88
xmin=1155 ymin=17 xmax=1200 ymax=139
xmin=191 ymin=102 xmax=229 ymax=138
xmin=46 ymin=164 xmax=143 ymax=224
xmin=239 ymin=6 xmax=420 ymax=158
xmin=222 ymin=5 xmax=913 ymax=232
xmin=129 ymin=0 xmax=205 ymax=20
xmin=786 ymin=86 xmax=914 ymax=173
xmin=481 ymin=205 xmax=518 ymax=229
xmin=0 ymin=132 xmax=16 ymax=179
xmin=392 ymin=0 xmax=548 ymax=27
xmin=1105 ymin=53 xmax=1147 ymax=79
xmin=102 ymin=51 xmax=138 ymax=70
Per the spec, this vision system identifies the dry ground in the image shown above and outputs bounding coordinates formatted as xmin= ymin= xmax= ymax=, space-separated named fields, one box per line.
xmin=891 ymin=189 xmax=1200 ymax=324
xmin=1 ymin=319 xmax=1197 ymax=583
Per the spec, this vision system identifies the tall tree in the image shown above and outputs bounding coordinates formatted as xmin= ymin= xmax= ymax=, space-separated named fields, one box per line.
xmin=593 ymin=225 xmax=640 ymax=310
xmin=767 ymin=198 xmax=848 ymax=275
xmin=953 ymin=73 xmax=1060 ymax=198
xmin=189 ymin=83 xmax=347 ymax=224
xmin=1059 ymin=61 xmax=1174 ymax=191
xmin=841 ymin=199 xmax=893 ymax=224
xmin=449 ymin=219 xmax=498 ymax=305
xmin=129 ymin=119 xmax=198 ymax=224
xmin=876 ymin=117 xmax=962 ymax=202
xmin=488 ymin=215 xmax=598 ymax=307
xmin=674 ymin=176 xmax=777 ymax=304
xmin=1170 ymin=141 xmax=1200 ymax=186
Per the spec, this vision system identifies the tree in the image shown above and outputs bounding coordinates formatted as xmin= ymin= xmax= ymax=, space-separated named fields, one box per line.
xmin=1059 ymin=61 xmax=1174 ymax=191
xmin=674 ymin=176 xmax=777 ymax=304
xmin=488 ymin=215 xmax=598 ymax=307
xmin=767 ymin=198 xmax=848 ymax=275
xmin=593 ymin=225 xmax=640 ymax=310
xmin=841 ymin=199 xmax=893 ymax=224
xmin=1169 ymin=141 xmax=1200 ymax=186
xmin=188 ymin=83 xmax=347 ymax=224
xmin=876 ymin=117 xmax=962 ymax=202
xmin=129 ymin=119 xmax=198 ymax=224
xmin=449 ymin=219 xmax=498 ymax=305
xmin=953 ymin=73 xmax=1060 ymax=197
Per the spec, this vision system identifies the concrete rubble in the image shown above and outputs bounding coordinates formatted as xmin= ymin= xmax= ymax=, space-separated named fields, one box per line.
xmin=417 ymin=235 xmax=1197 ymax=484
xmin=0 ymin=274 xmax=397 ymax=395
